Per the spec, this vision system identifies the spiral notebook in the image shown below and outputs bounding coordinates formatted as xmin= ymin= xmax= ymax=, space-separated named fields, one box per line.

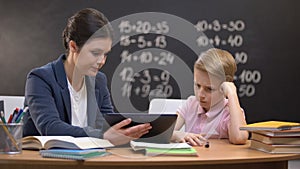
xmin=40 ymin=149 xmax=110 ymax=160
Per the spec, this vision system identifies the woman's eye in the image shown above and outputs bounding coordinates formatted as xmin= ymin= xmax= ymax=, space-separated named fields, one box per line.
xmin=91 ymin=51 xmax=104 ymax=57
xmin=91 ymin=51 xmax=99 ymax=56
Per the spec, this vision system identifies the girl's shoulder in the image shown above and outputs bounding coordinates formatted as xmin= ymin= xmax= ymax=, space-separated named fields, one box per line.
xmin=186 ymin=95 xmax=197 ymax=102
xmin=183 ymin=95 xmax=199 ymax=110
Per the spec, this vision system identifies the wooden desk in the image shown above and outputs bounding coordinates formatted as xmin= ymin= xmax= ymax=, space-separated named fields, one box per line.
xmin=1 ymin=139 xmax=299 ymax=169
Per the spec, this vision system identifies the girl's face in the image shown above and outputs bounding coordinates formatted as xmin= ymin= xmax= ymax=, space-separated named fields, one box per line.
xmin=194 ymin=69 xmax=224 ymax=112
xmin=74 ymin=37 xmax=112 ymax=77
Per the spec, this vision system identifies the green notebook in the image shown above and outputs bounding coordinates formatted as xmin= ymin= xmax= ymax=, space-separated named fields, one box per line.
xmin=145 ymin=147 xmax=198 ymax=156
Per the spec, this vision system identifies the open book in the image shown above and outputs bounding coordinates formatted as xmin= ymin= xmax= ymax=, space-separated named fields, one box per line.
xmin=22 ymin=136 xmax=114 ymax=150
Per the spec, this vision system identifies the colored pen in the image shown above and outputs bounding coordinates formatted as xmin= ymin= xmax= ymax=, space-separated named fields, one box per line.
xmin=7 ymin=114 xmax=13 ymax=123
xmin=13 ymin=108 xmax=23 ymax=123
xmin=15 ymin=107 xmax=28 ymax=123
xmin=0 ymin=111 xmax=6 ymax=124
xmin=11 ymin=108 xmax=19 ymax=123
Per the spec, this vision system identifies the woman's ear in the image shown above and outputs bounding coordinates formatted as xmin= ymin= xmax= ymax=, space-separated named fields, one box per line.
xmin=68 ymin=40 xmax=78 ymax=53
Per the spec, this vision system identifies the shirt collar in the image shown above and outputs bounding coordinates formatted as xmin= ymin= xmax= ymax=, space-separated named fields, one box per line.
xmin=197 ymin=99 xmax=227 ymax=119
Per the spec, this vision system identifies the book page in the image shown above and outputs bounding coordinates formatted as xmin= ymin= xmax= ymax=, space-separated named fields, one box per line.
xmin=130 ymin=141 xmax=191 ymax=151
xmin=38 ymin=136 xmax=75 ymax=146
xmin=22 ymin=136 xmax=74 ymax=149
xmin=23 ymin=136 xmax=114 ymax=150
xmin=72 ymin=137 xmax=114 ymax=149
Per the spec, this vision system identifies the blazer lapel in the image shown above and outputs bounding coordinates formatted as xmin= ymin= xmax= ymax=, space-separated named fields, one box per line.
xmin=85 ymin=76 xmax=99 ymax=128
xmin=53 ymin=54 xmax=72 ymax=123
xmin=61 ymin=89 xmax=71 ymax=123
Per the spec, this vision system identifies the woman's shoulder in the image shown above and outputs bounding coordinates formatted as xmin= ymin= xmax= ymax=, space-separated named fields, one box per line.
xmin=28 ymin=62 xmax=53 ymax=76
xmin=95 ymin=71 xmax=107 ymax=82
xmin=27 ymin=55 xmax=65 ymax=79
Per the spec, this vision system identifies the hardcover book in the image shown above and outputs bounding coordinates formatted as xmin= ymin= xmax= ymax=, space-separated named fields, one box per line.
xmin=240 ymin=121 xmax=300 ymax=131
xmin=253 ymin=129 xmax=300 ymax=137
xmin=251 ymin=132 xmax=300 ymax=145
xmin=250 ymin=140 xmax=300 ymax=154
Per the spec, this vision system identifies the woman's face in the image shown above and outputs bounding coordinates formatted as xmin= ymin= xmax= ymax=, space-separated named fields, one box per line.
xmin=194 ymin=69 xmax=224 ymax=112
xmin=74 ymin=37 xmax=112 ymax=77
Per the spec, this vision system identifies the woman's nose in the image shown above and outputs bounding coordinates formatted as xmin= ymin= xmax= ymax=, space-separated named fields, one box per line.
xmin=97 ymin=56 xmax=107 ymax=69
xmin=97 ymin=55 xmax=105 ymax=63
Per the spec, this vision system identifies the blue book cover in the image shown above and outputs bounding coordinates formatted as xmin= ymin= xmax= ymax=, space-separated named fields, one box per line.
xmin=40 ymin=149 xmax=109 ymax=160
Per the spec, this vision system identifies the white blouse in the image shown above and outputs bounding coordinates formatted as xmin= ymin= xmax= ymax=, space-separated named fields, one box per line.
xmin=67 ymin=78 xmax=87 ymax=128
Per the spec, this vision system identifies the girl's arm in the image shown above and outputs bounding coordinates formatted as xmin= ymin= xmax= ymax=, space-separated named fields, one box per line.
xmin=171 ymin=113 xmax=205 ymax=146
xmin=221 ymin=82 xmax=249 ymax=144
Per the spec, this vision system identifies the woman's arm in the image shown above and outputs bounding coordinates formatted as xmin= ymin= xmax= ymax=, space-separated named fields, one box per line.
xmin=25 ymin=69 xmax=89 ymax=137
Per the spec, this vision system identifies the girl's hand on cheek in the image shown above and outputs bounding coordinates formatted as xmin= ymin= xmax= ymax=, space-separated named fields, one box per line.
xmin=220 ymin=82 xmax=237 ymax=97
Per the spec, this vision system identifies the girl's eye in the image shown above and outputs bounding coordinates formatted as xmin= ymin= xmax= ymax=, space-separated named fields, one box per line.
xmin=206 ymin=87 xmax=217 ymax=93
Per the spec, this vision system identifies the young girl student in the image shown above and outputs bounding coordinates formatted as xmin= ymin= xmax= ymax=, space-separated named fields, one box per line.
xmin=171 ymin=48 xmax=248 ymax=145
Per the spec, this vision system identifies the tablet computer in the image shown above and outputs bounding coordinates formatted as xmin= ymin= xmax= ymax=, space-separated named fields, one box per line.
xmin=103 ymin=113 xmax=177 ymax=143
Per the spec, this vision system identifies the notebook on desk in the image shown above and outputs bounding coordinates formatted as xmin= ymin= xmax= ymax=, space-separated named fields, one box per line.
xmin=103 ymin=113 xmax=177 ymax=143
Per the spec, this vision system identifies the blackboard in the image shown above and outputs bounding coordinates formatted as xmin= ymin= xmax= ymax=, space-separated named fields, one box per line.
xmin=0 ymin=0 xmax=299 ymax=123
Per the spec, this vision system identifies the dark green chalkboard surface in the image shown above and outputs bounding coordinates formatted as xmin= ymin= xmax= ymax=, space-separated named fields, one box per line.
xmin=0 ymin=0 xmax=299 ymax=123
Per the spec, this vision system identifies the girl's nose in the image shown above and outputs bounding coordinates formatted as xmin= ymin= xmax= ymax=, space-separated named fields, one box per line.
xmin=197 ymin=87 xmax=205 ymax=98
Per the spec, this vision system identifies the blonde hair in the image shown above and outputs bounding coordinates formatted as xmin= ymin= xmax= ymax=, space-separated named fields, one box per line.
xmin=194 ymin=48 xmax=237 ymax=82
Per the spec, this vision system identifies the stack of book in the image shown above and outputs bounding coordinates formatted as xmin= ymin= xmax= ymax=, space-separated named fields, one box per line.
xmin=130 ymin=141 xmax=198 ymax=156
xmin=240 ymin=121 xmax=300 ymax=153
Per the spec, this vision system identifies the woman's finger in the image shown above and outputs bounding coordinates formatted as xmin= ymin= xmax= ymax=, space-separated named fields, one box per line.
xmin=112 ymin=118 xmax=131 ymax=129
xmin=123 ymin=123 xmax=152 ymax=137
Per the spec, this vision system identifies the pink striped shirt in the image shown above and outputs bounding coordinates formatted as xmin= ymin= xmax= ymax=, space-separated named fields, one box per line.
xmin=177 ymin=96 xmax=240 ymax=139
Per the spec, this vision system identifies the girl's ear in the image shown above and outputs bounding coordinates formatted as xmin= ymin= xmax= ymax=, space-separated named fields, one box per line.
xmin=68 ymin=40 xmax=78 ymax=53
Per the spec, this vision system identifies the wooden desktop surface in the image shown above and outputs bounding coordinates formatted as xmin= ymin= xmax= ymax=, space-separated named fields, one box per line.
xmin=1 ymin=139 xmax=300 ymax=169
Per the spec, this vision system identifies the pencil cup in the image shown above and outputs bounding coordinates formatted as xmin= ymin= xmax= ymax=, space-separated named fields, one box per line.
xmin=0 ymin=123 xmax=23 ymax=154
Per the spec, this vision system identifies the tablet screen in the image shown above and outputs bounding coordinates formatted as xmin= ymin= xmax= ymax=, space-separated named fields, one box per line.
xmin=103 ymin=113 xmax=177 ymax=143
